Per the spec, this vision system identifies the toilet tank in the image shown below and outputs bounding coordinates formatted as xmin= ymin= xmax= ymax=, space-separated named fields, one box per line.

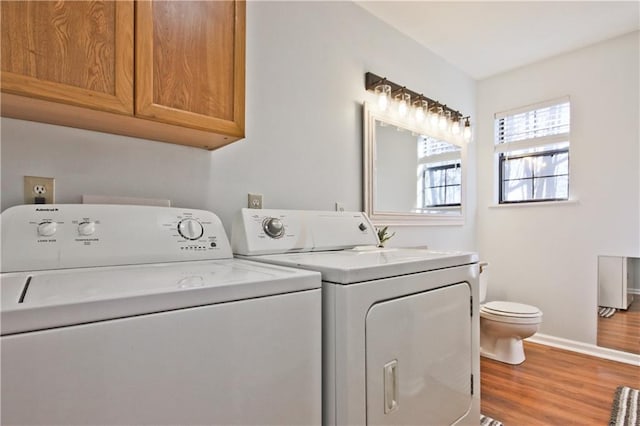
xmin=479 ymin=263 xmax=488 ymax=303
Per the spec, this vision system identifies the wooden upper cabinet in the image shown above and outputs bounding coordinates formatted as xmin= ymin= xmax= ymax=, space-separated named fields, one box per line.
xmin=136 ymin=0 xmax=245 ymax=138
xmin=1 ymin=1 xmax=134 ymax=114
xmin=1 ymin=0 xmax=245 ymax=150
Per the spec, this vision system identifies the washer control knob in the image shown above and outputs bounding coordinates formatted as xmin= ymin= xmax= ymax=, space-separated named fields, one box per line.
xmin=78 ymin=221 xmax=96 ymax=236
xmin=263 ymin=217 xmax=285 ymax=239
xmin=358 ymin=222 xmax=367 ymax=231
xmin=37 ymin=221 xmax=57 ymax=237
xmin=178 ymin=218 xmax=204 ymax=241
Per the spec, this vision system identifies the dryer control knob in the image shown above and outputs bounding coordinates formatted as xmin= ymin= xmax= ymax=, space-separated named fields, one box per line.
xmin=263 ymin=217 xmax=285 ymax=239
xmin=37 ymin=221 xmax=57 ymax=237
xmin=178 ymin=218 xmax=204 ymax=241
xmin=78 ymin=221 xmax=96 ymax=236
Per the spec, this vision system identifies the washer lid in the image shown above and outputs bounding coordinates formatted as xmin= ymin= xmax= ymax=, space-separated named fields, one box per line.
xmin=240 ymin=248 xmax=478 ymax=284
xmin=1 ymin=259 xmax=320 ymax=335
xmin=481 ymin=301 xmax=541 ymax=317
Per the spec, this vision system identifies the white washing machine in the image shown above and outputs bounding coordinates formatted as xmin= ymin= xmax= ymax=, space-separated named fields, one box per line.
xmin=1 ymin=204 xmax=321 ymax=425
xmin=232 ymin=208 xmax=480 ymax=426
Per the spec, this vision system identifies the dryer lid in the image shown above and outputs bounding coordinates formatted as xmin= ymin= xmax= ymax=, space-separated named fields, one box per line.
xmin=481 ymin=301 xmax=541 ymax=317
xmin=239 ymin=247 xmax=478 ymax=284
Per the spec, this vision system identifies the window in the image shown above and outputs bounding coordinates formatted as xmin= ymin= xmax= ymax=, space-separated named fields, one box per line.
xmin=423 ymin=163 xmax=461 ymax=207
xmin=495 ymin=98 xmax=570 ymax=204
xmin=418 ymin=135 xmax=461 ymax=208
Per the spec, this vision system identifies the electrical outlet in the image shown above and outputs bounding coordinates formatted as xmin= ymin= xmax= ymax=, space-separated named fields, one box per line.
xmin=248 ymin=193 xmax=263 ymax=209
xmin=335 ymin=202 xmax=345 ymax=212
xmin=24 ymin=176 xmax=55 ymax=204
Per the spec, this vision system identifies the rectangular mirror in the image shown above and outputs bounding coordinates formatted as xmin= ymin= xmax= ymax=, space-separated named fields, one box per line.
xmin=363 ymin=102 xmax=466 ymax=226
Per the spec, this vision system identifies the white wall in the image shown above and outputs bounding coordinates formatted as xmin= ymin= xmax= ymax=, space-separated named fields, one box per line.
xmin=476 ymin=32 xmax=640 ymax=345
xmin=0 ymin=1 xmax=476 ymax=251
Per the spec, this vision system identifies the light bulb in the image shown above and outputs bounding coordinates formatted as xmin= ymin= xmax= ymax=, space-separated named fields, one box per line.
xmin=429 ymin=108 xmax=439 ymax=128
xmin=378 ymin=95 xmax=388 ymax=111
xmin=396 ymin=92 xmax=410 ymax=117
xmin=445 ymin=111 xmax=454 ymax=133
xmin=438 ymin=109 xmax=448 ymax=131
xmin=414 ymin=99 xmax=427 ymax=122
xmin=398 ymin=100 xmax=407 ymax=117
xmin=451 ymin=119 xmax=461 ymax=135
xmin=463 ymin=118 xmax=472 ymax=142
xmin=375 ymin=83 xmax=391 ymax=111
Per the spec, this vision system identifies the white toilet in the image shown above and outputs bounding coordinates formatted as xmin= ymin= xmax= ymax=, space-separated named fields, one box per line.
xmin=479 ymin=263 xmax=543 ymax=365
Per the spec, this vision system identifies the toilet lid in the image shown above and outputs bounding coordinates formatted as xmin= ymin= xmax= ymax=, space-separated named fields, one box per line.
xmin=481 ymin=301 xmax=542 ymax=318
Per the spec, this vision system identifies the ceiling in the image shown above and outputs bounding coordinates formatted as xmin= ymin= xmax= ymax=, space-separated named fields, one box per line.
xmin=355 ymin=1 xmax=640 ymax=80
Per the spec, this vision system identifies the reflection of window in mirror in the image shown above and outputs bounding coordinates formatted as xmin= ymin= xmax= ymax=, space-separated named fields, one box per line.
xmin=363 ymin=101 xmax=465 ymax=226
xmin=417 ymin=135 xmax=462 ymax=211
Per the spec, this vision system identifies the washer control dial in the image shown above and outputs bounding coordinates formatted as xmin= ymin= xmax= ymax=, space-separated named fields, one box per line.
xmin=78 ymin=221 xmax=96 ymax=236
xmin=37 ymin=221 xmax=57 ymax=237
xmin=178 ymin=218 xmax=204 ymax=241
xmin=263 ymin=217 xmax=285 ymax=239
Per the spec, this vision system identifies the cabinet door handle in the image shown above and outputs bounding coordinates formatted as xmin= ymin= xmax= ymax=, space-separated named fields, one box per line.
xmin=383 ymin=359 xmax=399 ymax=414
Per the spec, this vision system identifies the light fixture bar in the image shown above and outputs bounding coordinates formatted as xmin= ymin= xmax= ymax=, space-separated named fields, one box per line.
xmin=365 ymin=72 xmax=468 ymax=122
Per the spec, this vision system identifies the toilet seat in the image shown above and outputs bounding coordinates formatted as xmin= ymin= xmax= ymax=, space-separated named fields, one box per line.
xmin=480 ymin=301 xmax=542 ymax=324
xmin=482 ymin=301 xmax=541 ymax=317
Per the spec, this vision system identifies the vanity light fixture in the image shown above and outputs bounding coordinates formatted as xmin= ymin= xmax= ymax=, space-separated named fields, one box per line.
xmin=365 ymin=72 xmax=472 ymax=142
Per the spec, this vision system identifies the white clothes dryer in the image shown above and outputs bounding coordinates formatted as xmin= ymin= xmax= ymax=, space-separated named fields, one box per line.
xmin=1 ymin=204 xmax=321 ymax=425
xmin=232 ymin=208 xmax=481 ymax=426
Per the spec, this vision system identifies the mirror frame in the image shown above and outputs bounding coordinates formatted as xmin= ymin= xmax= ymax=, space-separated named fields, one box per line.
xmin=363 ymin=102 xmax=467 ymax=226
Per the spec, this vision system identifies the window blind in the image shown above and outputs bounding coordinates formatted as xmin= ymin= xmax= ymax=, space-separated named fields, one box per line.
xmin=495 ymin=97 xmax=570 ymax=147
xmin=418 ymin=135 xmax=461 ymax=157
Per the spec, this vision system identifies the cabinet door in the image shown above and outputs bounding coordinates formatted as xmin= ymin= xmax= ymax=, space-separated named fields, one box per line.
xmin=135 ymin=0 xmax=245 ymax=138
xmin=1 ymin=1 xmax=133 ymax=114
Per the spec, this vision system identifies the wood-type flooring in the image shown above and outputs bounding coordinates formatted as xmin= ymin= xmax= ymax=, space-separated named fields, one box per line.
xmin=597 ymin=297 xmax=640 ymax=355
xmin=481 ymin=342 xmax=640 ymax=425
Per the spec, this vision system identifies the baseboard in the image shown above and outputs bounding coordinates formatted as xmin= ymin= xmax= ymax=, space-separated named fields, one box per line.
xmin=628 ymin=288 xmax=640 ymax=296
xmin=527 ymin=333 xmax=640 ymax=366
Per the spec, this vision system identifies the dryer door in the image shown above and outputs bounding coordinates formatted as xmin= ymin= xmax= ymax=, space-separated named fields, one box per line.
xmin=366 ymin=282 xmax=472 ymax=426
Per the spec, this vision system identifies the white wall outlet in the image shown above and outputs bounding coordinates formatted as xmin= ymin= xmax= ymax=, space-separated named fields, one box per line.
xmin=248 ymin=193 xmax=263 ymax=209
xmin=335 ymin=202 xmax=345 ymax=212
xmin=24 ymin=176 xmax=55 ymax=204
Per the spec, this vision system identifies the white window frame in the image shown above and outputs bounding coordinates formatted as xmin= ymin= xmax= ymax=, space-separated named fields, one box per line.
xmin=494 ymin=96 xmax=571 ymax=204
